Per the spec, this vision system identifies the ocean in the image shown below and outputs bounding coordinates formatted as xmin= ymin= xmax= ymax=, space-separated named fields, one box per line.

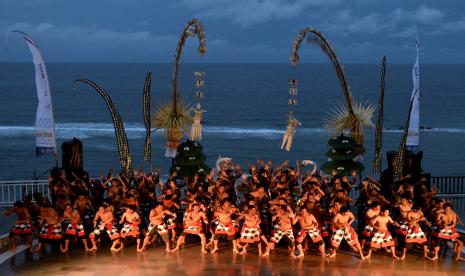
xmin=0 ymin=63 xmax=465 ymax=180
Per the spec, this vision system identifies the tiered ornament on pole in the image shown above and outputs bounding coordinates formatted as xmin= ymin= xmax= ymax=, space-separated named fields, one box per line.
xmin=153 ymin=18 xmax=206 ymax=158
xmin=281 ymin=79 xmax=301 ymax=151
xmin=190 ymin=71 xmax=206 ymax=141
xmin=74 ymin=78 xmax=133 ymax=176
xmin=286 ymin=28 xmax=374 ymax=155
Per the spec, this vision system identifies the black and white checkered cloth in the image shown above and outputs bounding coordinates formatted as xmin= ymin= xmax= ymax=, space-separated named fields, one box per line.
xmin=395 ymin=220 xmax=409 ymax=236
xmin=39 ymin=223 xmax=63 ymax=240
xmin=146 ymin=223 xmax=168 ymax=237
xmin=331 ymin=226 xmax=358 ymax=248
xmin=271 ymin=228 xmax=295 ymax=244
xmin=10 ymin=222 xmax=32 ymax=235
xmin=432 ymin=225 xmax=460 ymax=241
xmin=369 ymin=229 xmax=394 ymax=248
xmin=90 ymin=222 xmax=120 ymax=240
xmin=183 ymin=224 xmax=202 ymax=235
xmin=361 ymin=224 xmax=375 ymax=238
xmin=120 ymin=222 xmax=140 ymax=238
xmin=405 ymin=225 xmax=427 ymax=244
xmin=65 ymin=223 xmax=85 ymax=237
xmin=240 ymin=227 xmax=260 ymax=244
xmin=215 ymin=222 xmax=234 ymax=236
xmin=298 ymin=227 xmax=323 ymax=243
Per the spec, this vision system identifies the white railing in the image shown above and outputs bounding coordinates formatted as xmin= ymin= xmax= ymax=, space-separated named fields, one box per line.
xmin=0 ymin=180 xmax=50 ymax=207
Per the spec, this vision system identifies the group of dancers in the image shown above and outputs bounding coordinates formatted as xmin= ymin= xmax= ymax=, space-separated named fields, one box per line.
xmin=4 ymin=159 xmax=464 ymax=262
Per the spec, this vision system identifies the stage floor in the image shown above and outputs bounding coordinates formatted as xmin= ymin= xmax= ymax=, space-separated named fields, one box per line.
xmin=1 ymin=244 xmax=464 ymax=276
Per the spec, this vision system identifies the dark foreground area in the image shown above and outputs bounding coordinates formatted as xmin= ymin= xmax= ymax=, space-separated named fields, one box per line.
xmin=2 ymin=244 xmax=464 ymax=276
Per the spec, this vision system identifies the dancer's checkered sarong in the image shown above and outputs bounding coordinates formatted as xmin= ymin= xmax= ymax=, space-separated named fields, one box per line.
xmin=271 ymin=228 xmax=294 ymax=244
xmin=120 ymin=222 xmax=140 ymax=238
xmin=39 ymin=222 xmax=62 ymax=240
xmin=240 ymin=227 xmax=261 ymax=244
xmin=10 ymin=222 xmax=32 ymax=236
xmin=361 ymin=224 xmax=375 ymax=238
xmin=297 ymin=227 xmax=323 ymax=243
xmin=369 ymin=228 xmax=394 ymax=248
xmin=405 ymin=225 xmax=427 ymax=244
xmin=89 ymin=222 xmax=120 ymax=240
xmin=431 ymin=225 xmax=459 ymax=241
xmin=183 ymin=224 xmax=202 ymax=235
xmin=65 ymin=223 xmax=85 ymax=237
xmin=396 ymin=220 xmax=409 ymax=236
xmin=146 ymin=223 xmax=168 ymax=237
xmin=331 ymin=226 xmax=358 ymax=248
xmin=215 ymin=222 xmax=235 ymax=236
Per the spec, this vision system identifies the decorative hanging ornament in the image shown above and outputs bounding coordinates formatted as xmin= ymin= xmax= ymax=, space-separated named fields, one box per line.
xmin=281 ymin=79 xmax=301 ymax=151
xmin=190 ymin=71 xmax=206 ymax=141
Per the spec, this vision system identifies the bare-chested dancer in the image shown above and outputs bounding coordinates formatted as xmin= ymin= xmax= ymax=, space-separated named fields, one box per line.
xmin=329 ymin=206 xmax=365 ymax=260
xmin=431 ymin=203 xmax=464 ymax=261
xmin=395 ymin=196 xmax=412 ymax=237
xmin=365 ymin=207 xmax=400 ymax=259
xmin=360 ymin=202 xmax=380 ymax=249
xmin=263 ymin=203 xmax=298 ymax=258
xmin=210 ymin=199 xmax=240 ymax=254
xmin=172 ymin=203 xmax=208 ymax=253
xmin=34 ymin=202 xmax=62 ymax=252
xmin=113 ymin=205 xmax=141 ymax=252
xmin=61 ymin=203 xmax=89 ymax=252
xmin=238 ymin=205 xmax=266 ymax=256
xmin=88 ymin=203 xmax=120 ymax=251
xmin=3 ymin=201 xmax=32 ymax=251
xmin=295 ymin=207 xmax=326 ymax=258
xmin=139 ymin=203 xmax=173 ymax=253
xmin=399 ymin=205 xmax=430 ymax=260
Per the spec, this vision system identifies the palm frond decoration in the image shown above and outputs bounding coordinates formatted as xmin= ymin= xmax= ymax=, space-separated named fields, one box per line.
xmin=153 ymin=100 xmax=193 ymax=130
xmin=373 ymin=56 xmax=387 ymax=174
xmin=154 ymin=18 xmax=206 ymax=157
xmin=290 ymin=28 xmax=373 ymax=154
xmin=323 ymin=100 xmax=375 ymax=154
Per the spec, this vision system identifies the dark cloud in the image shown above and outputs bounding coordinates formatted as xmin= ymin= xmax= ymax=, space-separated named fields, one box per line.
xmin=0 ymin=0 xmax=464 ymax=63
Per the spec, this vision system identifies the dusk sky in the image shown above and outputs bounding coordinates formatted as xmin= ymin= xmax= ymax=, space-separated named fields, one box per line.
xmin=1 ymin=0 xmax=464 ymax=63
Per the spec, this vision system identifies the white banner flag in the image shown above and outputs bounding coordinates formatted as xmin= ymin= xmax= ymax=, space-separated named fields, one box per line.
xmin=15 ymin=32 xmax=57 ymax=156
xmin=406 ymin=35 xmax=420 ymax=152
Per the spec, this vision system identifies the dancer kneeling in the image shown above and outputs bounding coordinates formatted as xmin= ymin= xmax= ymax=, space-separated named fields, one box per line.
xmin=88 ymin=203 xmax=120 ymax=251
xmin=329 ymin=206 xmax=365 ymax=260
xmin=296 ymin=207 xmax=326 ymax=258
xmin=172 ymin=203 xmax=208 ymax=253
xmin=139 ymin=203 xmax=173 ymax=253
xmin=61 ymin=203 xmax=89 ymax=252
xmin=365 ymin=207 xmax=399 ymax=259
